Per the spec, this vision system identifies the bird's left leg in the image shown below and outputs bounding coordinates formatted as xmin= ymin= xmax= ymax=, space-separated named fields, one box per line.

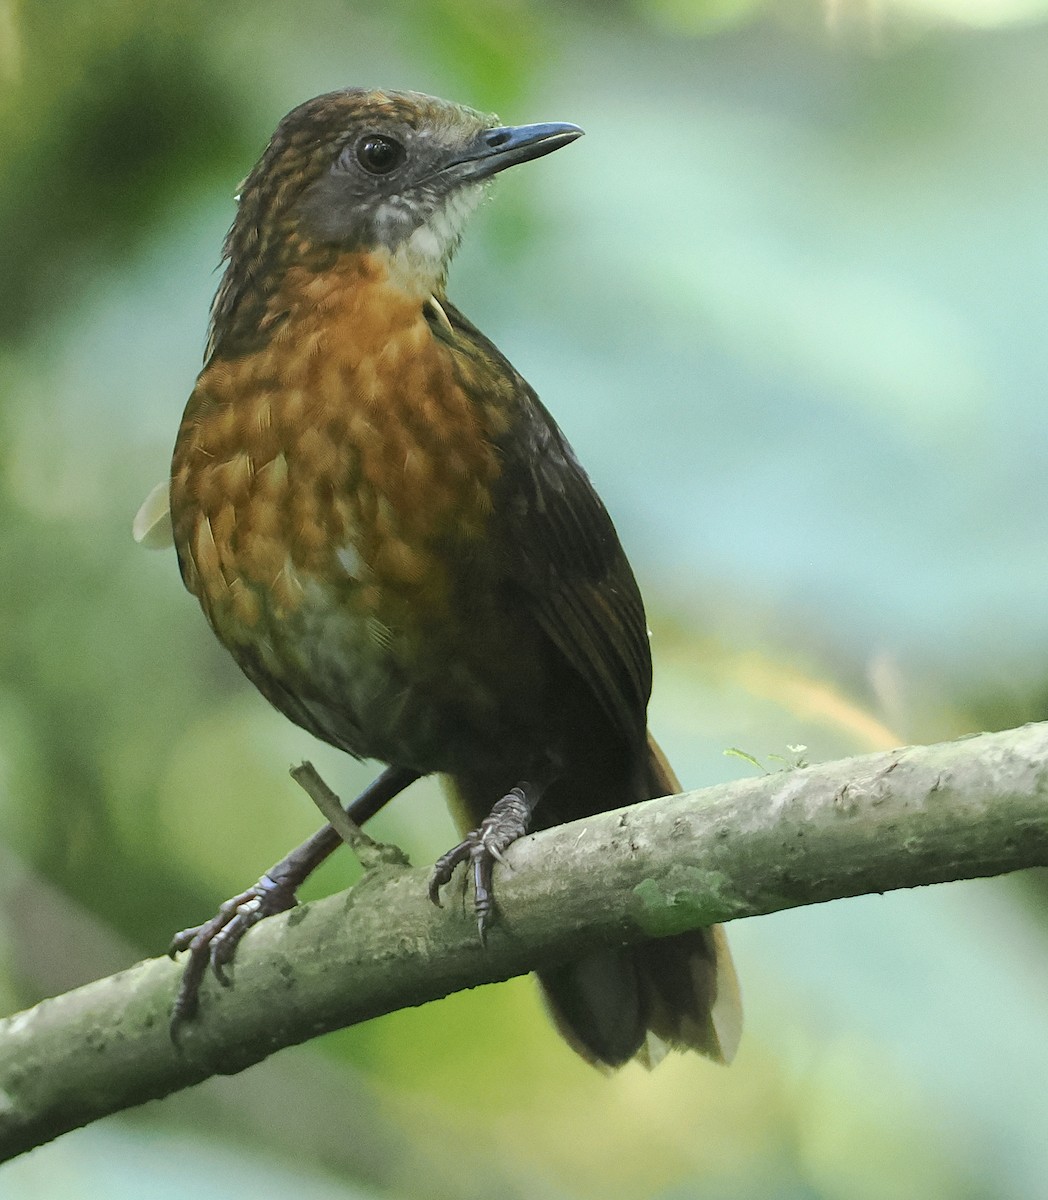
xmin=169 ymin=764 xmax=419 ymax=1028
xmin=428 ymin=779 xmax=547 ymax=938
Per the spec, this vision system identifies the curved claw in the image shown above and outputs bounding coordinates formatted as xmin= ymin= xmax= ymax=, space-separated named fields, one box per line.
xmin=169 ymin=875 xmax=297 ymax=1034
xmin=428 ymin=836 xmax=474 ymax=907
xmin=428 ymin=783 xmax=537 ymax=938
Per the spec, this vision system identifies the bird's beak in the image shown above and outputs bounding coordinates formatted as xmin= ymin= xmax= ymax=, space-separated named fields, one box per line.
xmin=445 ymin=122 xmax=584 ymax=182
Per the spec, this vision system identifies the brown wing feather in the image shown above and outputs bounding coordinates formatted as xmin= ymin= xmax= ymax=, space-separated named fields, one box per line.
xmin=505 ymin=400 xmax=652 ymax=749
xmin=443 ymin=302 xmax=652 ymax=749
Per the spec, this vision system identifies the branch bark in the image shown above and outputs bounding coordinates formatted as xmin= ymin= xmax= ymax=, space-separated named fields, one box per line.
xmin=3 ymin=722 xmax=1048 ymax=1162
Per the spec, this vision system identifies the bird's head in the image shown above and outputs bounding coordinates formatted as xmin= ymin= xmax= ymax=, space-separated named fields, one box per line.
xmin=209 ymin=89 xmax=582 ymax=355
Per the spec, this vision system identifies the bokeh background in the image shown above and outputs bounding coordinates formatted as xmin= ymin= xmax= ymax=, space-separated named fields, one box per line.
xmin=3 ymin=1 xmax=1048 ymax=1196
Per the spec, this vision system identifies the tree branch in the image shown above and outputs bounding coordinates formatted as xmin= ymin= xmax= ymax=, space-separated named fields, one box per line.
xmin=3 ymin=722 xmax=1048 ymax=1161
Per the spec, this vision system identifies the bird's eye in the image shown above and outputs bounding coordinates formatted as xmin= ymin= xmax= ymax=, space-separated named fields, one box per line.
xmin=354 ymin=135 xmax=406 ymax=175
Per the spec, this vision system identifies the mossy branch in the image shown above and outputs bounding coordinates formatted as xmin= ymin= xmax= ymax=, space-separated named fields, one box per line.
xmin=2 ymin=722 xmax=1048 ymax=1162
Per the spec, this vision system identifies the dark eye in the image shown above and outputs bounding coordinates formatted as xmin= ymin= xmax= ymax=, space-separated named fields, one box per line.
xmin=355 ymin=135 xmax=406 ymax=175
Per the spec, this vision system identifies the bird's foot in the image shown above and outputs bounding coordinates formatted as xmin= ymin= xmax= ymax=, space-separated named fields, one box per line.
xmin=168 ymin=873 xmax=297 ymax=1033
xmin=428 ymin=784 xmax=536 ymax=940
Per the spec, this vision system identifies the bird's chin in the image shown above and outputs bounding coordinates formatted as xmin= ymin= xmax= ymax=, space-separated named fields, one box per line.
xmin=381 ymin=183 xmax=486 ymax=296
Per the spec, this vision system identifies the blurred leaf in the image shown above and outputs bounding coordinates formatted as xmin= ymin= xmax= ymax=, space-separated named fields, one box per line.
xmin=636 ymin=0 xmax=773 ymax=36
xmin=0 ymin=4 xmax=245 ymax=343
xmin=723 ymin=746 xmax=767 ymax=772
xmin=397 ymin=0 xmax=542 ymax=111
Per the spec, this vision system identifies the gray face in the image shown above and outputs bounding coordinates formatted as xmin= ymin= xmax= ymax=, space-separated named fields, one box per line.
xmin=294 ymin=113 xmax=491 ymax=252
xmin=278 ymin=90 xmax=582 ymax=257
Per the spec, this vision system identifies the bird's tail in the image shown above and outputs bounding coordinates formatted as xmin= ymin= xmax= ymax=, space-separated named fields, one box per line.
xmin=537 ymin=734 xmax=742 ymax=1069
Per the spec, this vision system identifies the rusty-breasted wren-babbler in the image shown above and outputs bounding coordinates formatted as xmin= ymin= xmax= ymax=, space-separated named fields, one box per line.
xmin=161 ymin=87 xmax=741 ymax=1068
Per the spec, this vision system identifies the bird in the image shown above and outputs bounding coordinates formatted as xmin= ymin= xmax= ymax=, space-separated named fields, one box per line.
xmin=158 ymin=86 xmax=742 ymax=1069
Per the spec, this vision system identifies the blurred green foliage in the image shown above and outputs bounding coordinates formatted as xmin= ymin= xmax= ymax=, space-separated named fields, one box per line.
xmin=3 ymin=1 xmax=1048 ymax=1198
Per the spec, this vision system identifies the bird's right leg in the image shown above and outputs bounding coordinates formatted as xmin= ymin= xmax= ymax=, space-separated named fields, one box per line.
xmin=428 ymin=779 xmax=547 ymax=939
xmin=169 ymin=764 xmax=419 ymax=1029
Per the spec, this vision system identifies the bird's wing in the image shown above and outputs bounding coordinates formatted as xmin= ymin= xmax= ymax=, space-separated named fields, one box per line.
xmin=502 ymin=393 xmax=652 ymax=746
xmin=444 ymin=305 xmax=652 ymax=748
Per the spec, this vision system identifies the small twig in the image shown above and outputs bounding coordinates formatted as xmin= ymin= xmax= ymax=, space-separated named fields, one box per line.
xmin=289 ymin=762 xmax=410 ymax=870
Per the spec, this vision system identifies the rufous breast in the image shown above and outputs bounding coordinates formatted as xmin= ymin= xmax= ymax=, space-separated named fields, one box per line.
xmin=170 ymin=251 xmax=516 ymax=761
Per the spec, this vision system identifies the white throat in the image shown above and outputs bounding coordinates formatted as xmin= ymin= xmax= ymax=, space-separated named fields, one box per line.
xmin=384 ymin=183 xmax=486 ymax=296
